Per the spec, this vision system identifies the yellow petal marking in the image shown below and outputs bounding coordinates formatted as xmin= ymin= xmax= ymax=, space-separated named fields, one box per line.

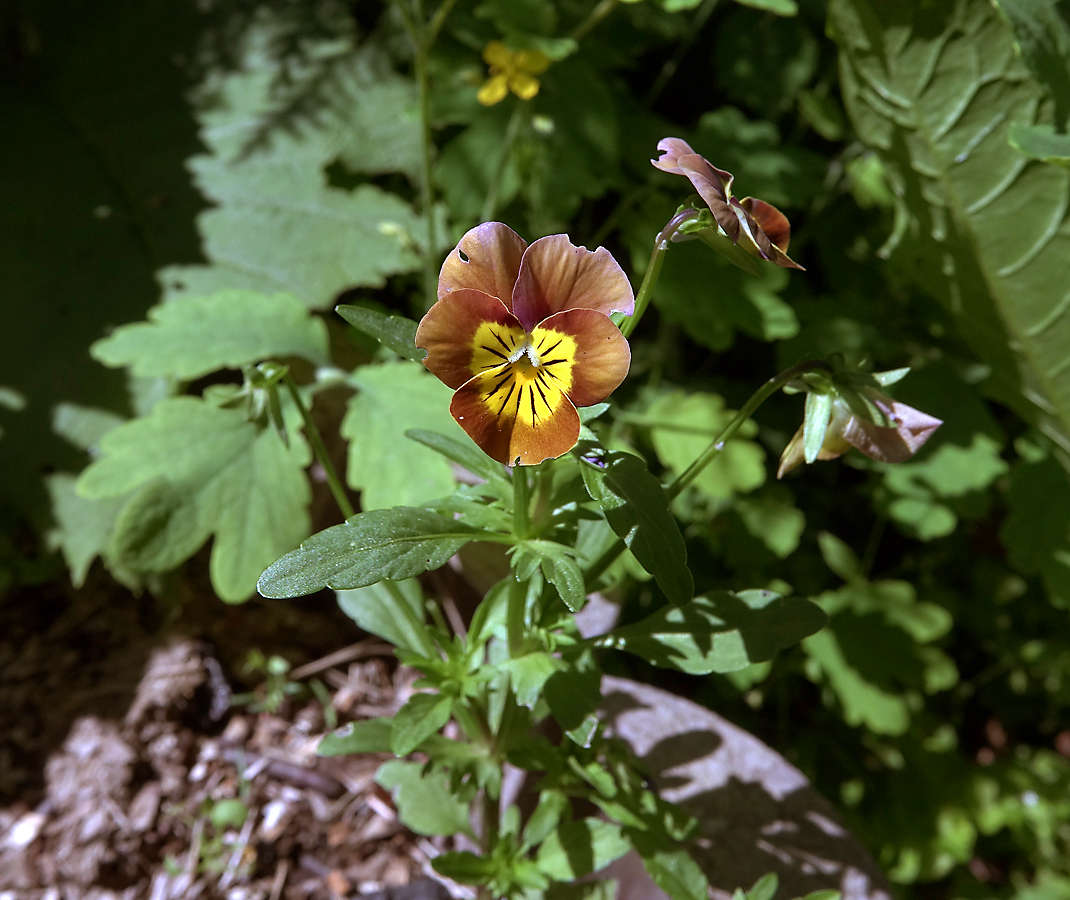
xmin=468 ymin=323 xmax=578 ymax=428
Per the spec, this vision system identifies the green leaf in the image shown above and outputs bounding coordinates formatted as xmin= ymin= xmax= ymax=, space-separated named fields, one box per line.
xmin=91 ymin=291 xmax=330 ymax=379
xmin=818 ymin=531 xmax=862 ymax=582
xmin=406 ymin=428 xmax=511 ymax=487
xmin=336 ymin=578 xmax=432 ymax=656
xmin=344 ymin=361 xmax=471 ymax=510
xmin=108 ymin=478 xmax=207 ymax=573
xmin=580 ymin=448 xmax=693 ymax=606
xmin=602 ymin=590 xmax=827 ymax=674
xmin=502 ymin=652 xmax=566 ymax=709
xmin=318 ymin=718 xmax=392 ymax=756
xmin=544 ymin=651 xmax=602 ymax=735
xmin=635 ymin=846 xmax=710 ymax=900
xmin=521 ymin=791 xmax=569 ymax=852
xmin=1009 ymin=122 xmax=1070 ymax=166
xmin=645 ymin=391 xmax=766 ymax=501
xmin=992 ymin=0 xmax=1070 ymax=127
xmin=536 ymin=820 xmax=632 ymax=880
xmin=257 ymin=507 xmax=481 ymax=599
xmin=160 ymin=43 xmax=424 ymax=308
xmin=517 ymin=540 xmax=587 ymax=611
xmin=77 ymin=397 xmax=310 ymax=602
xmin=747 ymin=873 xmax=778 ymax=900
xmin=734 ymin=494 xmax=805 ymax=559
xmin=831 ymin=0 xmax=1070 ymax=469
xmin=734 ymin=0 xmax=798 ymax=17
xmin=336 ymin=304 xmax=424 ymax=360
xmin=391 ymin=693 xmax=452 ymax=756
xmin=45 ymin=474 xmax=128 ymax=589
xmin=375 ymin=760 xmax=473 ymax=837
xmin=431 ymin=852 xmax=497 ymax=885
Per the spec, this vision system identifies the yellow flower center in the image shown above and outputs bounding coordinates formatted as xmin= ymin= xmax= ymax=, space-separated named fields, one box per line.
xmin=469 ymin=321 xmax=577 ymax=427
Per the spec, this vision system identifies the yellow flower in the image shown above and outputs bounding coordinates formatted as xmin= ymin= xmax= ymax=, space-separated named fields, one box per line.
xmin=477 ymin=42 xmax=551 ymax=106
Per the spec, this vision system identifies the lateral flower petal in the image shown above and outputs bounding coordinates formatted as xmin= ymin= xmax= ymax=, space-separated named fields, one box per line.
xmin=534 ymin=309 xmax=631 ymax=407
xmin=511 ymin=234 xmax=635 ymax=330
xmin=415 ymin=289 xmax=522 ymax=389
xmin=438 ymin=222 xmax=528 ymax=306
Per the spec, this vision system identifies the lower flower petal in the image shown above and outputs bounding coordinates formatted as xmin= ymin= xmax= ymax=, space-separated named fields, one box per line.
xmin=477 ymin=73 xmax=510 ymax=106
xmin=450 ymin=364 xmax=581 ymax=466
xmin=416 ymin=290 xmax=523 ymax=389
xmin=509 ymin=72 xmax=541 ymax=100
xmin=532 ymin=310 xmax=630 ymax=407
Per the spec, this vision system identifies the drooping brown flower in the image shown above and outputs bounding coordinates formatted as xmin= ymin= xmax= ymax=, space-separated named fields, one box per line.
xmin=416 ymin=223 xmax=634 ymax=466
xmin=653 ymin=137 xmax=803 ymax=270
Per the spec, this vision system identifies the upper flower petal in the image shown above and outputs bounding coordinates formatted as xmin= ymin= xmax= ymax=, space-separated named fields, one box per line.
xmin=415 ymin=289 xmax=523 ymax=389
xmin=532 ymin=309 xmax=631 ymax=407
xmin=483 ymin=41 xmax=513 ymax=68
xmin=510 ymin=235 xmax=635 ymax=331
xmin=438 ymin=223 xmax=528 ymax=306
xmin=450 ymin=364 xmax=581 ymax=466
xmin=652 ymin=138 xmax=738 ymax=241
xmin=733 ymin=198 xmax=804 ymax=270
xmin=477 ymin=73 xmax=510 ymax=106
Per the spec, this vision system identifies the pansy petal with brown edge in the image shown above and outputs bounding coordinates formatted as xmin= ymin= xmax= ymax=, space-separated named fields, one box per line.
xmin=532 ymin=309 xmax=631 ymax=407
xmin=843 ymin=401 xmax=943 ymax=464
xmin=511 ymin=235 xmax=635 ymax=330
xmin=438 ymin=222 xmax=528 ymax=305
xmin=450 ymin=365 xmax=581 ymax=466
xmin=415 ymin=289 xmax=523 ymax=389
xmin=737 ymin=197 xmax=804 ymax=270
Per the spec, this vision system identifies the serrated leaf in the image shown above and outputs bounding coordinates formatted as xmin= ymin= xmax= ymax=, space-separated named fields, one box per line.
xmin=502 ymin=652 xmax=567 ymax=709
xmin=336 ymin=304 xmax=424 ymax=360
xmin=831 ymin=0 xmax=1070 ymax=469
xmin=91 ymin=291 xmax=330 ymax=379
xmin=375 ymin=760 xmax=473 ymax=837
xmin=318 ymin=718 xmax=393 ymax=756
xmin=45 ymin=474 xmax=128 ymax=589
xmin=602 ymin=590 xmax=827 ymax=674
xmin=257 ymin=507 xmax=481 ymax=599
xmin=344 ymin=361 xmax=470 ymax=510
xmin=536 ymin=820 xmax=631 ymax=880
xmin=580 ymin=449 xmax=693 ymax=606
xmin=391 ymin=693 xmax=452 ymax=756
xmin=336 ymin=578 xmax=432 ymax=656
xmin=76 ymin=397 xmax=310 ymax=602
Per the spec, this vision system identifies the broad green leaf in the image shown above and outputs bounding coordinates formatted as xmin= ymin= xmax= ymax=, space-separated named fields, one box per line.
xmin=1002 ymin=450 xmax=1070 ymax=606
xmin=831 ymin=0 xmax=1070 ymax=469
xmin=601 ymin=590 xmax=827 ymax=674
xmin=734 ymin=494 xmax=805 ymax=559
xmin=52 ymin=403 xmax=125 ymax=453
xmin=160 ymin=40 xmax=425 ymax=308
xmin=45 ymin=474 xmax=129 ymax=589
xmin=391 ymin=693 xmax=452 ymax=756
xmin=634 ymin=846 xmax=710 ymax=900
xmin=108 ymin=478 xmax=207 ymax=573
xmin=318 ymin=718 xmax=392 ymax=756
xmin=336 ymin=304 xmax=424 ymax=361
xmin=77 ymin=397 xmax=310 ymax=602
xmin=818 ymin=531 xmax=862 ymax=582
xmin=502 ymin=652 xmax=566 ymax=709
xmin=580 ymin=449 xmax=693 ymax=606
xmin=344 ymin=361 xmax=470 ymax=510
xmin=521 ymin=791 xmax=569 ymax=852
xmin=645 ymin=391 xmax=766 ymax=501
xmin=544 ymin=651 xmax=603 ymax=735
xmin=536 ymin=820 xmax=631 ymax=880
xmin=517 ymin=540 xmax=587 ymax=611
xmin=91 ymin=291 xmax=329 ymax=379
xmin=431 ymin=852 xmax=497 ymax=885
xmin=1010 ymin=123 xmax=1070 ymax=166
xmin=746 ymin=873 xmax=778 ymax=900
xmin=335 ymin=578 xmax=432 ymax=656
xmin=375 ymin=760 xmax=473 ymax=837
xmin=992 ymin=0 xmax=1070 ymax=126
xmin=257 ymin=507 xmax=481 ymax=599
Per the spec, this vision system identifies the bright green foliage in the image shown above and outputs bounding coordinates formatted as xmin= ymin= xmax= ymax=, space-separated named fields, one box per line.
xmin=335 ymin=305 xmax=424 ymax=361
xmin=831 ymin=0 xmax=1070 ymax=469
xmin=375 ymin=760 xmax=474 ymax=837
xmin=535 ymin=820 xmax=631 ymax=881
xmin=601 ymin=590 xmax=827 ymax=674
xmin=335 ymin=578 xmax=433 ymax=656
xmin=645 ymin=391 xmax=766 ymax=501
xmin=77 ymin=396 xmax=310 ymax=601
xmin=343 ymin=362 xmax=471 ymax=510
xmin=91 ymin=291 xmax=330 ymax=378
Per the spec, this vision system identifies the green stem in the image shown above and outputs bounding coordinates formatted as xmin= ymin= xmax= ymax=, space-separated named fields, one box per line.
xmin=506 ymin=576 xmax=527 ymax=657
xmin=582 ymin=360 xmax=832 ymax=584
xmin=282 ymin=374 xmax=354 ymax=521
xmin=667 ymin=360 xmax=830 ymax=499
xmin=620 ymin=208 xmax=701 ymax=340
xmin=413 ymin=39 xmax=437 ymax=307
xmin=570 ymin=0 xmax=620 ymax=41
xmin=481 ymin=101 xmax=524 ymax=222
xmin=512 ymin=466 xmax=530 ymax=540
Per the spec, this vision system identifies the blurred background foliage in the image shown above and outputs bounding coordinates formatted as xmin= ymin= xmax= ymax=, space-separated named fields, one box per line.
xmin=3 ymin=0 xmax=1070 ymax=896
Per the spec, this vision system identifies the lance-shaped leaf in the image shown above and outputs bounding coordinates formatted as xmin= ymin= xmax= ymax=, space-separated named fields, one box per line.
xmin=76 ymin=397 xmax=310 ymax=602
xmin=831 ymin=0 xmax=1070 ymax=469
xmin=580 ymin=448 xmax=693 ymax=606
xmin=598 ymin=590 xmax=827 ymax=674
xmin=91 ymin=291 xmax=330 ymax=379
xmin=257 ymin=507 xmax=482 ymax=599
xmin=336 ymin=304 xmax=425 ymax=361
